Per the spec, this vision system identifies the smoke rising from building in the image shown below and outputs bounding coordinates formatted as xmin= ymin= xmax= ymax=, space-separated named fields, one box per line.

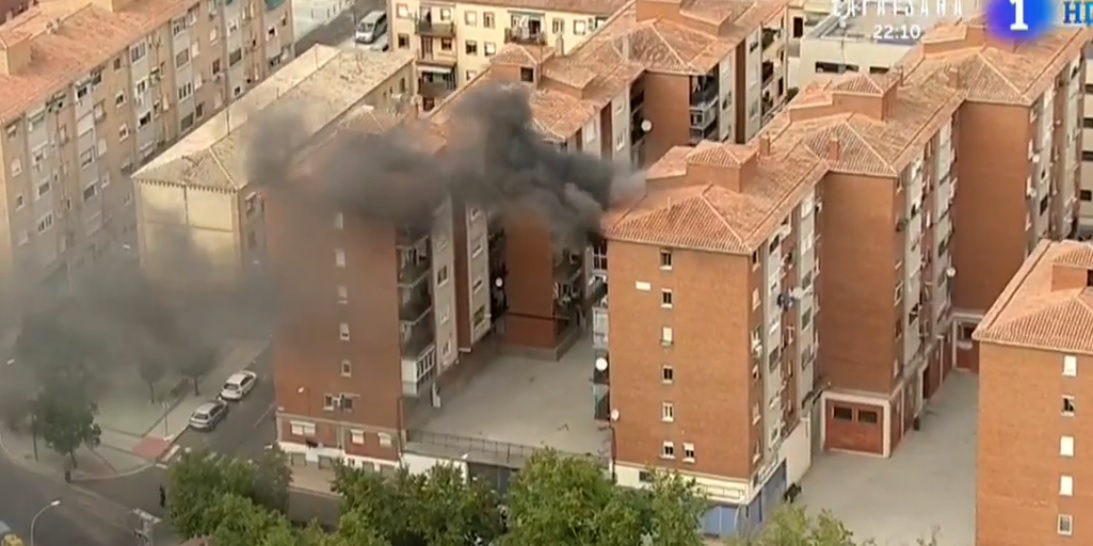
xmin=246 ymin=83 xmax=645 ymax=244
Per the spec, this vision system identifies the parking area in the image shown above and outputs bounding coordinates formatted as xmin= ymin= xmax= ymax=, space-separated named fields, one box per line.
xmin=415 ymin=335 xmax=610 ymax=459
xmin=799 ymin=372 xmax=977 ymax=546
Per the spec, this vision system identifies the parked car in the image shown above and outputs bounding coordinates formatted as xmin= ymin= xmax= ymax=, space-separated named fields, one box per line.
xmin=189 ymin=400 xmax=229 ymax=431
xmin=354 ymin=10 xmax=387 ymax=44
xmin=219 ymin=370 xmax=258 ymax=401
xmin=368 ymin=32 xmax=389 ymax=52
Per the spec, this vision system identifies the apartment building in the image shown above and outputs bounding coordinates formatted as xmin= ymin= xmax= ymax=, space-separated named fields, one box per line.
xmin=386 ymin=0 xmax=624 ymax=110
xmin=974 ymin=239 xmax=1093 ymax=546
xmin=0 ymin=0 xmax=294 ymax=324
xmin=601 ymin=139 xmax=825 ymax=536
xmin=133 ymin=47 xmax=414 ymax=290
xmin=266 ymin=0 xmax=792 ymax=470
xmin=1081 ymin=44 xmax=1093 ymax=235
xmin=924 ymin=24 xmax=1087 ymax=372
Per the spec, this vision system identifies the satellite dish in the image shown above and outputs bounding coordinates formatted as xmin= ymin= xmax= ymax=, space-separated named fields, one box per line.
xmin=495 ymin=277 xmax=503 ymax=288
xmin=640 ymin=119 xmax=653 ymax=132
xmin=595 ymin=357 xmax=608 ymax=371
xmin=610 ymin=409 xmax=620 ymax=421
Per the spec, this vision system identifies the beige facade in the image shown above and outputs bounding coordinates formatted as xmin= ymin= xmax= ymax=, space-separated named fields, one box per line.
xmin=133 ymin=46 xmax=416 ymax=289
xmin=0 ymin=0 xmax=295 ymax=320
xmin=1081 ymin=57 xmax=1093 ymax=233
xmin=386 ymin=0 xmax=626 ymax=108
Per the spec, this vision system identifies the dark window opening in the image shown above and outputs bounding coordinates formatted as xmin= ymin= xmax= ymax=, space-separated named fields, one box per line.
xmin=832 ymin=405 xmax=853 ymax=420
xmin=1082 ymin=190 xmax=1093 ymax=201
xmin=858 ymin=410 xmax=879 ymax=424
xmin=1086 ymin=269 xmax=1093 ymax=287
xmin=519 ymin=67 xmax=534 ymax=82
xmin=792 ymin=17 xmax=803 ymax=38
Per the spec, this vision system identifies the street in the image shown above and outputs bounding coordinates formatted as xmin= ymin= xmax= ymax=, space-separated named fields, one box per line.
xmin=76 ymin=346 xmax=342 ymax=533
xmin=0 ymin=455 xmax=133 ymax=546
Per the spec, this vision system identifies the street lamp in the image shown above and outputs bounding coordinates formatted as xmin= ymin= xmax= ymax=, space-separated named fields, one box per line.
xmin=30 ymin=499 xmax=61 ymax=546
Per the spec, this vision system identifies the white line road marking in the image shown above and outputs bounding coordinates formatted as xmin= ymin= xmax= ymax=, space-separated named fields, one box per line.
xmin=254 ymin=402 xmax=276 ymax=427
xmin=161 ymin=445 xmax=182 ymax=463
xmin=155 ymin=462 xmax=169 ymax=469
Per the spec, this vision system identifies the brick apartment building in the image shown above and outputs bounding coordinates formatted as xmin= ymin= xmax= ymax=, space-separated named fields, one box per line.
xmin=974 ymin=239 xmax=1093 ymax=546
xmin=596 ymin=19 xmax=1088 ymax=536
xmin=267 ymin=0 xmax=793 ymax=475
xmin=0 ymin=0 xmax=295 ymax=324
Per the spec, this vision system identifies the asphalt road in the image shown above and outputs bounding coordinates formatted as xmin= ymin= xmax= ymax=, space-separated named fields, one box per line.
xmin=0 ymin=456 xmax=133 ymax=546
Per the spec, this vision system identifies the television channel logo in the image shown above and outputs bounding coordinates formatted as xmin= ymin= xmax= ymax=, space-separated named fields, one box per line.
xmin=984 ymin=0 xmax=1056 ymax=41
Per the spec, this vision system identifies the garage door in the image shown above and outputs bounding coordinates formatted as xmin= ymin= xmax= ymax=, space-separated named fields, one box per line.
xmin=824 ymin=400 xmax=884 ymax=455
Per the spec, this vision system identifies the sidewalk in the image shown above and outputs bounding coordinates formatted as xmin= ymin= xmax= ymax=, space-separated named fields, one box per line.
xmin=0 ymin=338 xmax=269 ymax=480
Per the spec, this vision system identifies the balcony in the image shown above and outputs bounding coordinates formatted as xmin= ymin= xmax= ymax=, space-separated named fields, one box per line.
xmin=398 ymin=240 xmax=431 ymax=286
xmin=504 ymin=27 xmax=546 ymax=46
xmin=762 ymin=61 xmax=775 ymax=86
xmin=592 ymin=299 xmax=608 ymax=349
xmin=690 ymin=83 xmax=717 ymax=109
xmin=553 ymin=251 xmax=582 ymax=282
xmin=415 ymin=18 xmax=455 ymax=37
xmin=761 ymin=28 xmax=782 ymax=50
xmin=399 ymin=284 xmax=432 ymax=322
xmin=419 ymin=79 xmax=455 ymax=100
xmin=401 ymin=313 xmax=436 ymax=357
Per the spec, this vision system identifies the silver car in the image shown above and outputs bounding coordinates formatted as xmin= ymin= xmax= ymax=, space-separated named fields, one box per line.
xmin=189 ymin=399 xmax=229 ymax=431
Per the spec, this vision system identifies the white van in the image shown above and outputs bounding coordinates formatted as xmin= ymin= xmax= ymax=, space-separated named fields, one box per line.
xmin=368 ymin=32 xmax=390 ymax=52
xmin=354 ymin=10 xmax=387 ymax=44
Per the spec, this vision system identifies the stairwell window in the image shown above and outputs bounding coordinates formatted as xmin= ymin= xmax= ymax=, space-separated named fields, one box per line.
xmin=339 ymin=322 xmax=350 ymax=341
xmin=337 ymin=285 xmax=348 ymax=304
xmin=660 ymin=326 xmax=673 ymax=346
xmin=661 ymin=289 xmax=673 ymax=308
xmin=1058 ymin=514 xmax=1073 ymax=536
xmin=659 ymin=249 xmax=673 ymax=269
xmin=660 ymin=441 xmax=675 ymax=459
xmin=340 ymin=359 xmax=352 ymax=377
xmin=661 ymin=402 xmax=674 ymax=422
xmin=335 ymin=249 xmax=346 ymax=267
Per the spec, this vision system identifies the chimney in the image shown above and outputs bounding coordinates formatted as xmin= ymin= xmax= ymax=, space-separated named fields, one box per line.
xmin=0 ymin=34 xmax=32 ymax=76
xmin=946 ymin=66 xmax=961 ymax=88
xmin=826 ymin=136 xmax=840 ymax=162
xmin=758 ymin=135 xmax=771 ymax=157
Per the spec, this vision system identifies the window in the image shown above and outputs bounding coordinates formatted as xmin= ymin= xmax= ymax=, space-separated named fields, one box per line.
xmin=36 ymin=212 xmax=53 ymax=233
xmin=682 ymin=443 xmax=695 ymax=462
xmin=395 ymin=3 xmax=408 ymax=17
xmin=661 ymin=289 xmax=673 ymax=308
xmin=337 ymin=285 xmax=348 ymax=304
xmin=1061 ymin=435 xmax=1075 ymax=457
xmin=14 ymin=194 xmax=24 ymax=210
xmin=178 ymin=82 xmax=194 ymax=101
xmin=83 ymin=181 xmax=98 ymax=201
xmin=378 ymin=432 xmax=393 ymax=447
xmin=483 ymin=11 xmax=494 ymax=27
xmin=858 ymin=410 xmax=879 ymax=424
xmin=440 ymin=38 xmax=453 ymax=51
xmin=1058 ymin=514 xmax=1073 ymax=536
xmin=397 ymin=34 xmax=409 ymax=48
xmin=175 ymin=48 xmax=191 ymax=68
xmin=832 ymin=405 xmax=853 ymax=420
xmin=660 ymin=441 xmax=675 ymax=459
xmin=119 ymin=124 xmax=129 ymax=140
xmin=464 ymin=10 xmax=477 ymax=25
xmin=552 ymin=18 xmax=564 ymax=33
xmin=334 ymin=212 xmax=344 ymax=229
xmin=323 ymin=394 xmax=336 ymax=410
xmin=484 ymin=42 xmax=496 ymax=56
xmin=1063 ymin=395 xmax=1075 ymax=416
xmin=437 ymin=266 xmax=449 ymax=285
xmin=1060 ymin=475 xmax=1074 ymax=496
xmin=37 ymin=181 xmax=50 ymax=198
xmin=350 ymin=430 xmax=365 ymax=444
xmin=473 ymin=277 xmax=485 ymax=293
xmin=339 ymin=359 xmax=352 ymax=377
xmin=520 ymin=67 xmax=535 ymax=82
xmin=465 ymin=40 xmax=478 ymax=55
xmin=130 ymin=42 xmax=147 ymax=63
xmin=10 ymin=158 xmax=21 ymax=176
xmin=339 ymin=322 xmax=350 ymax=341
xmin=439 ymin=8 xmax=452 ymax=20
xmin=1083 ymin=190 xmax=1093 ymax=201
xmin=661 ymin=402 xmax=674 ymax=422
xmin=79 ymin=147 xmax=95 ymax=168
xmin=289 ymin=421 xmax=315 ymax=436
xmin=465 ymin=70 xmax=478 ymax=81
xmin=1064 ymin=355 xmax=1078 ymax=377
xmin=659 ymin=249 xmax=673 ymax=269
xmin=335 ymin=249 xmax=346 ymax=267
xmin=661 ymin=365 xmax=674 ymax=383
xmin=340 ymin=396 xmax=355 ymax=412
xmin=573 ymin=20 xmax=587 ymax=35
xmin=472 ymin=236 xmax=484 ymax=257
xmin=115 ymin=92 xmax=126 ymax=106
xmin=660 ymin=326 xmax=673 ymax=346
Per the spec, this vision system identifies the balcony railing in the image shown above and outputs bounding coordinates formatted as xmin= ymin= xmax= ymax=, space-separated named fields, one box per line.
xmin=690 ymin=84 xmax=717 ymax=108
xmin=762 ymin=28 xmax=781 ymax=50
xmin=399 ymin=286 xmax=432 ymax=322
xmin=398 ymin=257 xmax=431 ymax=286
xmin=415 ymin=19 xmax=455 ymax=37
xmin=401 ymin=316 xmax=435 ymax=356
xmin=504 ymin=27 xmax=546 ymax=46
xmin=762 ymin=62 xmax=775 ymax=86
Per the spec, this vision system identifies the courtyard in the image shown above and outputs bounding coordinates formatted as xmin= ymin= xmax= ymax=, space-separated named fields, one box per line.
xmin=410 ymin=335 xmax=610 ymax=465
xmin=800 ymin=372 xmax=977 ymax=546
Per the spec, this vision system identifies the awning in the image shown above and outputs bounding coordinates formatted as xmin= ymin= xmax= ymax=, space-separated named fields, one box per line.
xmin=419 ymin=65 xmax=455 ymax=74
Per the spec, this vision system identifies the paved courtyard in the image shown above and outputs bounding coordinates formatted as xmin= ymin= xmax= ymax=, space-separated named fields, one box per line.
xmin=416 ymin=335 xmax=610 ymax=460
xmin=800 ymin=372 xmax=977 ymax=546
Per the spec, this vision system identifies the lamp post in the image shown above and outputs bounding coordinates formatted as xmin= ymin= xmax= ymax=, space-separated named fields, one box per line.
xmin=30 ymin=498 xmax=61 ymax=546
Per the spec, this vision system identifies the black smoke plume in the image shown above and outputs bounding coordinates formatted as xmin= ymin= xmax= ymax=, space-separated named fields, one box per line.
xmin=246 ymin=83 xmax=644 ymax=244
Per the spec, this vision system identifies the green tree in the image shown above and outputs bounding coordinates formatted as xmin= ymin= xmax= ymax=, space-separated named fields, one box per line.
xmin=298 ymin=511 xmax=392 ymax=546
xmin=501 ymin=449 xmax=644 ymax=546
xmin=413 ymin=464 xmax=503 ymax=546
xmin=643 ymin=468 xmax=708 ymax=546
xmin=168 ymin=449 xmax=292 ymax=539
xmin=178 ymin=348 xmax=216 ymax=396
xmin=208 ymin=493 xmax=294 ymax=546
xmin=332 ymin=464 xmax=419 ymax=545
xmin=251 ymin=444 xmax=293 ymax=513
xmin=33 ymin=388 xmax=101 ymax=468
xmin=138 ymin=357 xmax=167 ymax=403
xmin=725 ymin=505 xmax=944 ymax=546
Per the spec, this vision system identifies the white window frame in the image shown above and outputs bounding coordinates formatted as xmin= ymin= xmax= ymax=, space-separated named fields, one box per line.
xmin=1061 ymin=435 xmax=1075 ymax=457
xmin=661 ymin=326 xmax=673 ymax=346
xmin=337 ymin=285 xmax=348 ymax=304
xmin=660 ymin=441 xmax=674 ymax=459
xmin=1060 ymin=475 xmax=1074 ymax=496
xmin=661 ymin=402 xmax=674 ymax=422
xmin=1064 ymin=355 xmax=1078 ymax=377
xmin=334 ymin=212 xmax=344 ymax=230
xmin=335 ymin=248 xmax=346 ymax=267
xmin=1058 ymin=514 xmax=1073 ymax=536
xmin=682 ymin=442 xmax=695 ymax=462
xmin=340 ymin=359 xmax=352 ymax=377
xmin=661 ymin=289 xmax=673 ymax=309
xmin=289 ymin=421 xmax=315 ymax=436
xmin=350 ymin=430 xmax=365 ymax=444
xmin=339 ymin=322 xmax=350 ymax=341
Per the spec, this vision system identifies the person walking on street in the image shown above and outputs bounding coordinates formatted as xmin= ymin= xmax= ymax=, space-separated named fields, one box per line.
xmin=158 ymin=485 xmax=166 ymax=508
